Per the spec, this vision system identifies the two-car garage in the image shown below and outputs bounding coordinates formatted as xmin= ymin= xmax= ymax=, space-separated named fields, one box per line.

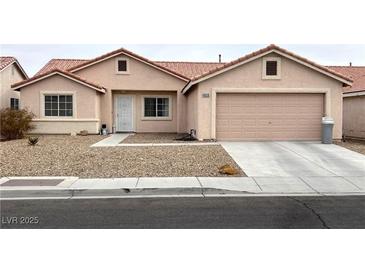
xmin=216 ymin=93 xmax=324 ymax=141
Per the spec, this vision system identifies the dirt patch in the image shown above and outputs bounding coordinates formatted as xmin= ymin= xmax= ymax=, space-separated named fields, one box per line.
xmin=335 ymin=139 xmax=365 ymax=155
xmin=122 ymin=133 xmax=202 ymax=144
xmin=0 ymin=135 xmax=245 ymax=178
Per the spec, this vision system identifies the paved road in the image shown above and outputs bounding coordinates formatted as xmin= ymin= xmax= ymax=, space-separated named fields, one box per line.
xmin=1 ymin=196 xmax=365 ymax=228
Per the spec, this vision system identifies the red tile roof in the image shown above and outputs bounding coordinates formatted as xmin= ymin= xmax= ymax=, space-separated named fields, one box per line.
xmin=1 ymin=56 xmax=29 ymax=79
xmin=155 ymin=61 xmax=226 ymax=79
xmin=327 ymin=66 xmax=365 ymax=92
xmin=189 ymin=44 xmax=353 ymax=84
xmin=30 ymin=45 xmax=357 ymax=93
xmin=12 ymin=69 xmax=105 ymax=93
xmin=68 ymin=47 xmax=190 ymax=81
xmin=35 ymin=59 xmax=88 ymax=76
xmin=35 ymin=58 xmax=225 ymax=80
xmin=0 ymin=56 xmax=16 ymax=71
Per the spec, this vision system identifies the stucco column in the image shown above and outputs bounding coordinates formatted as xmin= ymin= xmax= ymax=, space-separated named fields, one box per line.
xmin=176 ymin=90 xmax=187 ymax=133
xmin=100 ymin=89 xmax=113 ymax=132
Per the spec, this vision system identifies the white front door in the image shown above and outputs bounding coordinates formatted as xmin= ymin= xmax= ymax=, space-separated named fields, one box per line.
xmin=115 ymin=95 xmax=134 ymax=132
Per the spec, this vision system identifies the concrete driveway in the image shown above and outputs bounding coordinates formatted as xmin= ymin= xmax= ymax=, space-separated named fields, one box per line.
xmin=221 ymin=141 xmax=365 ymax=177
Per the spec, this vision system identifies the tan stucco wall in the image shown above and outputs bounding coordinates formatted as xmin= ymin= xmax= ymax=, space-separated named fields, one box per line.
xmin=186 ymin=84 xmax=198 ymax=132
xmin=0 ymin=64 xmax=25 ymax=109
xmin=74 ymin=54 xmax=187 ymax=132
xmin=189 ymin=53 xmax=344 ymax=140
xmin=113 ymin=90 xmax=177 ymax=133
xmin=343 ymin=95 xmax=365 ymax=139
xmin=20 ymin=75 xmax=101 ymax=134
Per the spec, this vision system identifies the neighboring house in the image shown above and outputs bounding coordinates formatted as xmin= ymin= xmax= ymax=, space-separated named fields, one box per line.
xmin=12 ymin=45 xmax=352 ymax=141
xmin=329 ymin=66 xmax=365 ymax=139
xmin=0 ymin=57 xmax=28 ymax=110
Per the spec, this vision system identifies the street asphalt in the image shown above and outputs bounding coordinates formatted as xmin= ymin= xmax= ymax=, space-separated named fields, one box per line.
xmin=1 ymin=196 xmax=365 ymax=228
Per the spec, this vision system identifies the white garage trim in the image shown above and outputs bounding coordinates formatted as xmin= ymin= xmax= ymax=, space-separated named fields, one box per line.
xmin=210 ymin=88 xmax=331 ymax=139
xmin=343 ymin=91 xmax=365 ymax=97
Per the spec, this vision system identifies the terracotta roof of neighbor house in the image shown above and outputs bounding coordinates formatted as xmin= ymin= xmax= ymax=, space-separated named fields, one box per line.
xmin=0 ymin=56 xmax=28 ymax=78
xmin=12 ymin=69 xmax=105 ymax=93
xmin=327 ymin=66 xmax=365 ymax=92
xmin=35 ymin=59 xmax=88 ymax=76
xmin=0 ymin=56 xmax=16 ymax=71
xmin=189 ymin=44 xmax=353 ymax=84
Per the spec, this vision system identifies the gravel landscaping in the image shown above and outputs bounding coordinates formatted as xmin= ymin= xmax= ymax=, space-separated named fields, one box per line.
xmin=121 ymin=133 xmax=203 ymax=143
xmin=335 ymin=139 xmax=365 ymax=155
xmin=0 ymin=135 xmax=245 ymax=178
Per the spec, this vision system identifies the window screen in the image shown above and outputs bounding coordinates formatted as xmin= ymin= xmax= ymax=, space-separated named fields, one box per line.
xmin=144 ymin=97 xmax=169 ymax=117
xmin=45 ymin=95 xmax=73 ymax=116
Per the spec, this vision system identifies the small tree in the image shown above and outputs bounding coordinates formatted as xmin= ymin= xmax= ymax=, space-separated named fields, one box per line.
xmin=0 ymin=108 xmax=35 ymax=140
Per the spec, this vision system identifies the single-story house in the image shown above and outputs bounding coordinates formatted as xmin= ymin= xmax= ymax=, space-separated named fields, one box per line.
xmin=329 ymin=66 xmax=365 ymax=140
xmin=0 ymin=57 xmax=28 ymax=110
xmin=12 ymin=44 xmax=353 ymax=141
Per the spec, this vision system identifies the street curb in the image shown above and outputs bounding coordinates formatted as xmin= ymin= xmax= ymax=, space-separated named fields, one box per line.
xmin=1 ymin=187 xmax=365 ymax=200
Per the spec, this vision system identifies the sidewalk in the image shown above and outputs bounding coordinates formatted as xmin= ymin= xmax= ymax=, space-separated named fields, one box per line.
xmin=90 ymin=134 xmax=219 ymax=147
xmin=1 ymin=176 xmax=364 ymax=199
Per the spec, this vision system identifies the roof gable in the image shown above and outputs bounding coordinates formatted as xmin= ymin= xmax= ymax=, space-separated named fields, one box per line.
xmin=0 ymin=56 xmax=28 ymax=79
xmin=12 ymin=69 xmax=105 ymax=93
xmin=68 ymin=48 xmax=190 ymax=82
xmin=182 ymin=44 xmax=353 ymax=93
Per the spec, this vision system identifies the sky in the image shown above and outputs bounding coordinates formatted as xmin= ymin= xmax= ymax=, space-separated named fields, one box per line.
xmin=1 ymin=44 xmax=364 ymax=77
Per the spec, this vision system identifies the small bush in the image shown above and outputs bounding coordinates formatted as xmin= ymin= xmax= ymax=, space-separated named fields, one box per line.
xmin=0 ymin=108 xmax=35 ymax=140
xmin=218 ymin=164 xmax=239 ymax=175
xmin=28 ymin=136 xmax=39 ymax=146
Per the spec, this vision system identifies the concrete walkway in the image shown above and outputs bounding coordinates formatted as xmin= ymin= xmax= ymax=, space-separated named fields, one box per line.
xmin=91 ymin=134 xmax=218 ymax=147
xmin=91 ymin=134 xmax=130 ymax=147
xmin=1 ymin=176 xmax=364 ymax=199
xmin=221 ymin=141 xmax=365 ymax=177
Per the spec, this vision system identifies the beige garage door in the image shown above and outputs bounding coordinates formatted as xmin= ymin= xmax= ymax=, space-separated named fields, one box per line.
xmin=216 ymin=93 xmax=324 ymax=140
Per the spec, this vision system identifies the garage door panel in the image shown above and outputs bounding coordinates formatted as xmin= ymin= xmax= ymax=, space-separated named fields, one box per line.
xmin=216 ymin=93 xmax=324 ymax=140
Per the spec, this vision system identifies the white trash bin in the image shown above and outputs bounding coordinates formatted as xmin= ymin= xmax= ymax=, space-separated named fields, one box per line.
xmin=321 ymin=117 xmax=334 ymax=144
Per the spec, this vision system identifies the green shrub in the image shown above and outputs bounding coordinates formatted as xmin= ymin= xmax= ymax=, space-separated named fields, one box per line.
xmin=28 ymin=136 xmax=39 ymax=146
xmin=0 ymin=108 xmax=35 ymax=140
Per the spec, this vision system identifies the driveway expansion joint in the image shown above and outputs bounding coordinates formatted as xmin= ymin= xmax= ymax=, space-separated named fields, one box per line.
xmin=340 ymin=176 xmax=363 ymax=190
xmin=252 ymin=177 xmax=263 ymax=191
xmin=298 ymin=177 xmax=320 ymax=194
xmin=274 ymin=142 xmax=338 ymax=176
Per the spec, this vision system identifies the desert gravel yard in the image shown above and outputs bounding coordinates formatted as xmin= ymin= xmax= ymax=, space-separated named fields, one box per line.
xmin=0 ymin=135 xmax=244 ymax=178
xmin=335 ymin=140 xmax=365 ymax=155
xmin=121 ymin=133 xmax=201 ymax=143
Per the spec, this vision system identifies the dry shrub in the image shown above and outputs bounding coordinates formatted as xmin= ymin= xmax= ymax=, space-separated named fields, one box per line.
xmin=0 ymin=108 xmax=35 ymax=140
xmin=218 ymin=164 xmax=239 ymax=175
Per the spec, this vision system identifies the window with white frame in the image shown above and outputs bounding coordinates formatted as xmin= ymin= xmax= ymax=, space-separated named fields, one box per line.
xmin=262 ymin=57 xmax=281 ymax=79
xmin=10 ymin=98 xmax=19 ymax=110
xmin=143 ymin=96 xmax=170 ymax=118
xmin=116 ymin=58 xmax=129 ymax=74
xmin=44 ymin=95 xmax=73 ymax=117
